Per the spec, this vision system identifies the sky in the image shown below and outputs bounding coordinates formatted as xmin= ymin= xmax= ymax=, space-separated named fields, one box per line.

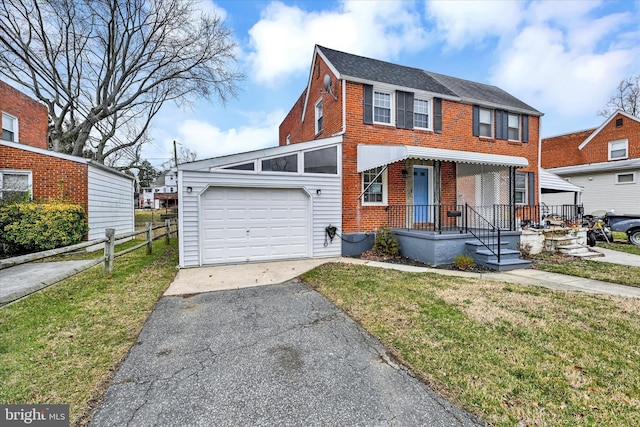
xmin=144 ymin=0 xmax=640 ymax=167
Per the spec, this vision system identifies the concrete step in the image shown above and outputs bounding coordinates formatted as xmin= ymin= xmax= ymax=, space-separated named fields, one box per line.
xmin=483 ymin=258 xmax=532 ymax=272
xmin=473 ymin=248 xmax=521 ymax=263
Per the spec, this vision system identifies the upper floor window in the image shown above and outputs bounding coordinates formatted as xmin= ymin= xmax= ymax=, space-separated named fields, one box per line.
xmin=508 ymin=113 xmax=521 ymax=141
xmin=362 ymin=166 xmax=387 ymax=205
xmin=414 ymin=99 xmax=430 ymax=129
xmin=478 ymin=107 xmax=493 ymax=138
xmin=609 ymin=139 xmax=628 ymax=160
xmin=315 ymin=99 xmax=323 ymax=134
xmin=2 ymin=112 xmax=18 ymax=142
xmin=373 ymin=91 xmax=392 ymax=124
xmin=0 ymin=170 xmax=31 ymax=201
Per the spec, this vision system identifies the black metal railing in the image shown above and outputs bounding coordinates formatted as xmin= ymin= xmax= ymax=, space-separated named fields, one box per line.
xmin=465 ymin=204 xmax=501 ymax=262
xmin=388 ymin=203 xmax=584 ymax=232
xmin=387 ymin=204 xmax=465 ymax=233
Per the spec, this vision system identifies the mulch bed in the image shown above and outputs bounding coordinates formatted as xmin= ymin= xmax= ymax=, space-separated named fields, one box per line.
xmin=357 ymin=250 xmax=492 ymax=273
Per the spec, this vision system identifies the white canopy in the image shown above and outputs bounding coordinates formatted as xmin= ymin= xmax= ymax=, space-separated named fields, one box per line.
xmin=539 ymin=168 xmax=582 ymax=193
xmin=357 ymin=144 xmax=529 ymax=172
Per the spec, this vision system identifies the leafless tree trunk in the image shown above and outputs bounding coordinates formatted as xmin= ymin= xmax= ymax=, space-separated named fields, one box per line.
xmin=598 ymin=74 xmax=640 ymax=118
xmin=0 ymin=0 xmax=243 ymax=164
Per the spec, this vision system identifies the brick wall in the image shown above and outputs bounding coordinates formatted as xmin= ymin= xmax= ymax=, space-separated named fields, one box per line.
xmin=0 ymin=81 xmax=48 ymax=149
xmin=541 ymin=113 xmax=640 ymax=168
xmin=0 ymin=145 xmax=88 ymax=213
xmin=280 ymin=57 xmax=541 ymax=233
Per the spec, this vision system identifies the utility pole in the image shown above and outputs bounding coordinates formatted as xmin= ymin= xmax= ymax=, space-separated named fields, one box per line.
xmin=173 ymin=140 xmax=179 ymax=168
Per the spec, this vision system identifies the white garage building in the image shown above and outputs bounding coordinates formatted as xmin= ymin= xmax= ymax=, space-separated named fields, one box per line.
xmin=177 ymin=136 xmax=343 ymax=268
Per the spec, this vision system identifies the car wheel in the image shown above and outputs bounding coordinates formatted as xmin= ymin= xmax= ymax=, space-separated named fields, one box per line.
xmin=629 ymin=229 xmax=640 ymax=246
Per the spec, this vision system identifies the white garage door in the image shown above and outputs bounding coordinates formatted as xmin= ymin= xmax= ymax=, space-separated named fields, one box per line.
xmin=201 ymin=187 xmax=310 ymax=264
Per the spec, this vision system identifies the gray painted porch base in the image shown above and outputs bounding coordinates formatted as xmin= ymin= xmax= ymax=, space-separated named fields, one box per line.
xmin=341 ymin=229 xmax=523 ymax=267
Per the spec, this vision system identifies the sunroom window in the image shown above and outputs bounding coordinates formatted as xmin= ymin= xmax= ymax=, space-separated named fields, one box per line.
xmin=262 ymin=154 xmax=298 ymax=172
xmin=304 ymin=146 xmax=337 ymax=174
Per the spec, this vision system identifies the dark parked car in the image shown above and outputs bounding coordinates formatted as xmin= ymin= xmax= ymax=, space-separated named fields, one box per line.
xmin=604 ymin=213 xmax=640 ymax=246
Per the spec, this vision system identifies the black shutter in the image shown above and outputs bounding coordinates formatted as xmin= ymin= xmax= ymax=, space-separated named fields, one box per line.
xmin=396 ymin=91 xmax=414 ymax=130
xmin=522 ymin=114 xmax=529 ymax=143
xmin=406 ymin=92 xmax=414 ymax=130
xmin=396 ymin=91 xmax=406 ymax=129
xmin=363 ymin=85 xmax=373 ymax=124
xmin=495 ymin=110 xmax=505 ymax=140
xmin=528 ymin=172 xmax=535 ymax=205
xmin=472 ymin=105 xmax=479 ymax=137
xmin=433 ymin=97 xmax=442 ymax=134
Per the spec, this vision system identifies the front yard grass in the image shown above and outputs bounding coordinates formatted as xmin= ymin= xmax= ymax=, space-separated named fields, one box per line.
xmin=0 ymin=239 xmax=178 ymax=426
xmin=302 ymin=263 xmax=640 ymax=427
xmin=531 ymin=253 xmax=640 ymax=288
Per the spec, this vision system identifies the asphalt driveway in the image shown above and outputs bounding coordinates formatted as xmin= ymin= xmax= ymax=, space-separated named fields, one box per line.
xmin=89 ymin=279 xmax=482 ymax=426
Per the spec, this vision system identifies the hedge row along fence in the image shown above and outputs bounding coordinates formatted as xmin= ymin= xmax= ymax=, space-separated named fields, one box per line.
xmin=0 ymin=220 xmax=178 ymax=307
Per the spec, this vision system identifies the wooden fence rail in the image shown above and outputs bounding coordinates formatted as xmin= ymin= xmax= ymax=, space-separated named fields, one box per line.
xmin=0 ymin=219 xmax=177 ymax=306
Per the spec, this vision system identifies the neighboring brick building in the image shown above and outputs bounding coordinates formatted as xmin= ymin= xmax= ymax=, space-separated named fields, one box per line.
xmin=1 ymin=80 xmax=134 ymax=239
xmin=541 ymin=110 xmax=640 ymax=214
xmin=280 ymin=45 xmax=542 ymax=236
xmin=1 ymin=80 xmax=48 ymax=149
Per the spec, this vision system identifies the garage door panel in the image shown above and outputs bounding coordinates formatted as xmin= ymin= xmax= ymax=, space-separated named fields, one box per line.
xmin=201 ymin=187 xmax=309 ymax=264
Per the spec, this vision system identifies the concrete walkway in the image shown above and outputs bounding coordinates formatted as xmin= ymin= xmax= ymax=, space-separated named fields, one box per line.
xmin=590 ymin=246 xmax=640 ymax=267
xmin=165 ymin=255 xmax=640 ymax=299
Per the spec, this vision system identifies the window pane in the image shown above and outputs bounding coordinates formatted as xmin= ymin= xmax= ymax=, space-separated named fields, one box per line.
xmin=515 ymin=191 xmax=524 ymax=204
xmin=479 ymin=123 xmax=492 ymax=137
xmin=617 ymin=173 xmax=634 ymax=183
xmin=315 ymin=100 xmax=323 ymax=132
xmin=363 ymin=167 xmax=384 ymax=203
xmin=304 ymin=146 xmax=337 ymax=174
xmin=479 ymin=108 xmax=491 ymax=124
xmin=374 ymin=92 xmax=391 ymax=123
xmin=508 ymin=127 xmax=519 ymax=140
xmin=414 ymin=99 xmax=429 ymax=128
xmin=515 ymin=173 xmax=526 ymax=189
xmin=225 ymin=163 xmax=254 ymax=171
xmin=262 ymin=154 xmax=298 ymax=172
xmin=611 ymin=148 xmax=627 ymax=158
xmin=508 ymin=114 xmax=519 ymax=128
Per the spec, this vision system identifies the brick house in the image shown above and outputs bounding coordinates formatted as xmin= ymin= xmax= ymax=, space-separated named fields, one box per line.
xmin=279 ymin=46 xmax=543 ymax=268
xmin=541 ymin=110 xmax=640 ymax=215
xmin=176 ymin=46 xmax=545 ymax=270
xmin=1 ymin=80 xmax=134 ymax=240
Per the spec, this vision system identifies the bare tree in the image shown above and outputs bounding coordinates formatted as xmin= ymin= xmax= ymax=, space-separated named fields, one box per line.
xmin=598 ymin=74 xmax=640 ymax=118
xmin=0 ymin=0 xmax=243 ymax=163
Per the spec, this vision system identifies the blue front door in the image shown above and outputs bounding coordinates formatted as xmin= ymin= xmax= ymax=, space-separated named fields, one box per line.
xmin=413 ymin=168 xmax=429 ymax=222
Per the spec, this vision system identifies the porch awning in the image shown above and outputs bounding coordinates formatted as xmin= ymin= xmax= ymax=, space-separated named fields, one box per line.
xmin=357 ymin=144 xmax=529 ymax=172
xmin=539 ymin=168 xmax=582 ymax=193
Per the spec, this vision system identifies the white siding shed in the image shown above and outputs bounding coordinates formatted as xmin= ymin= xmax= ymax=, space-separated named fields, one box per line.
xmin=87 ymin=164 xmax=135 ymax=240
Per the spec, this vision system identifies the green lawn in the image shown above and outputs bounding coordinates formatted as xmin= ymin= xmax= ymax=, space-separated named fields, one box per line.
xmin=0 ymin=239 xmax=178 ymax=426
xmin=302 ymin=263 xmax=640 ymax=427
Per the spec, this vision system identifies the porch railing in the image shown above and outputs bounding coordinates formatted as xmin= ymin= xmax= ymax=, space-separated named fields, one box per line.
xmin=388 ymin=204 xmax=584 ymax=232
xmin=465 ymin=204 xmax=501 ymax=263
xmin=387 ymin=204 xmax=466 ymax=233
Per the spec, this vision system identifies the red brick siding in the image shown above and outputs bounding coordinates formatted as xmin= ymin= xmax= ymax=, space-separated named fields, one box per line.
xmin=0 ymin=145 xmax=88 ymax=213
xmin=0 ymin=81 xmax=48 ymax=149
xmin=279 ymin=58 xmax=540 ymax=233
xmin=541 ymin=113 xmax=640 ymax=168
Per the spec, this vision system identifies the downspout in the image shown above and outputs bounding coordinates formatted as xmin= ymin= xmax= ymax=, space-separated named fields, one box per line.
xmin=537 ymin=115 xmax=542 ymax=207
xmin=331 ymin=78 xmax=347 ymax=137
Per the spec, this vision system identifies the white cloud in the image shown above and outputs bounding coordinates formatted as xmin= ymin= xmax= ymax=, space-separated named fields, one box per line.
xmin=151 ymin=109 xmax=284 ymax=164
xmin=246 ymin=0 xmax=428 ymax=85
xmin=426 ymin=0 xmax=523 ymax=49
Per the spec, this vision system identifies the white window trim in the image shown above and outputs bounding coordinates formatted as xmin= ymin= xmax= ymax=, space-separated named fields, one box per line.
xmin=361 ymin=167 xmax=388 ymax=206
xmin=373 ymin=89 xmax=394 ymax=126
xmin=479 ymin=107 xmax=493 ymax=138
xmin=615 ymin=172 xmax=636 ymax=185
xmin=2 ymin=112 xmax=19 ymax=142
xmin=508 ymin=113 xmax=521 ymax=142
xmin=314 ymin=98 xmax=323 ymax=134
xmin=0 ymin=169 xmax=32 ymax=200
xmin=608 ymin=139 xmax=628 ymax=161
xmin=413 ymin=98 xmax=431 ymax=130
xmin=515 ymin=172 xmax=527 ymax=205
